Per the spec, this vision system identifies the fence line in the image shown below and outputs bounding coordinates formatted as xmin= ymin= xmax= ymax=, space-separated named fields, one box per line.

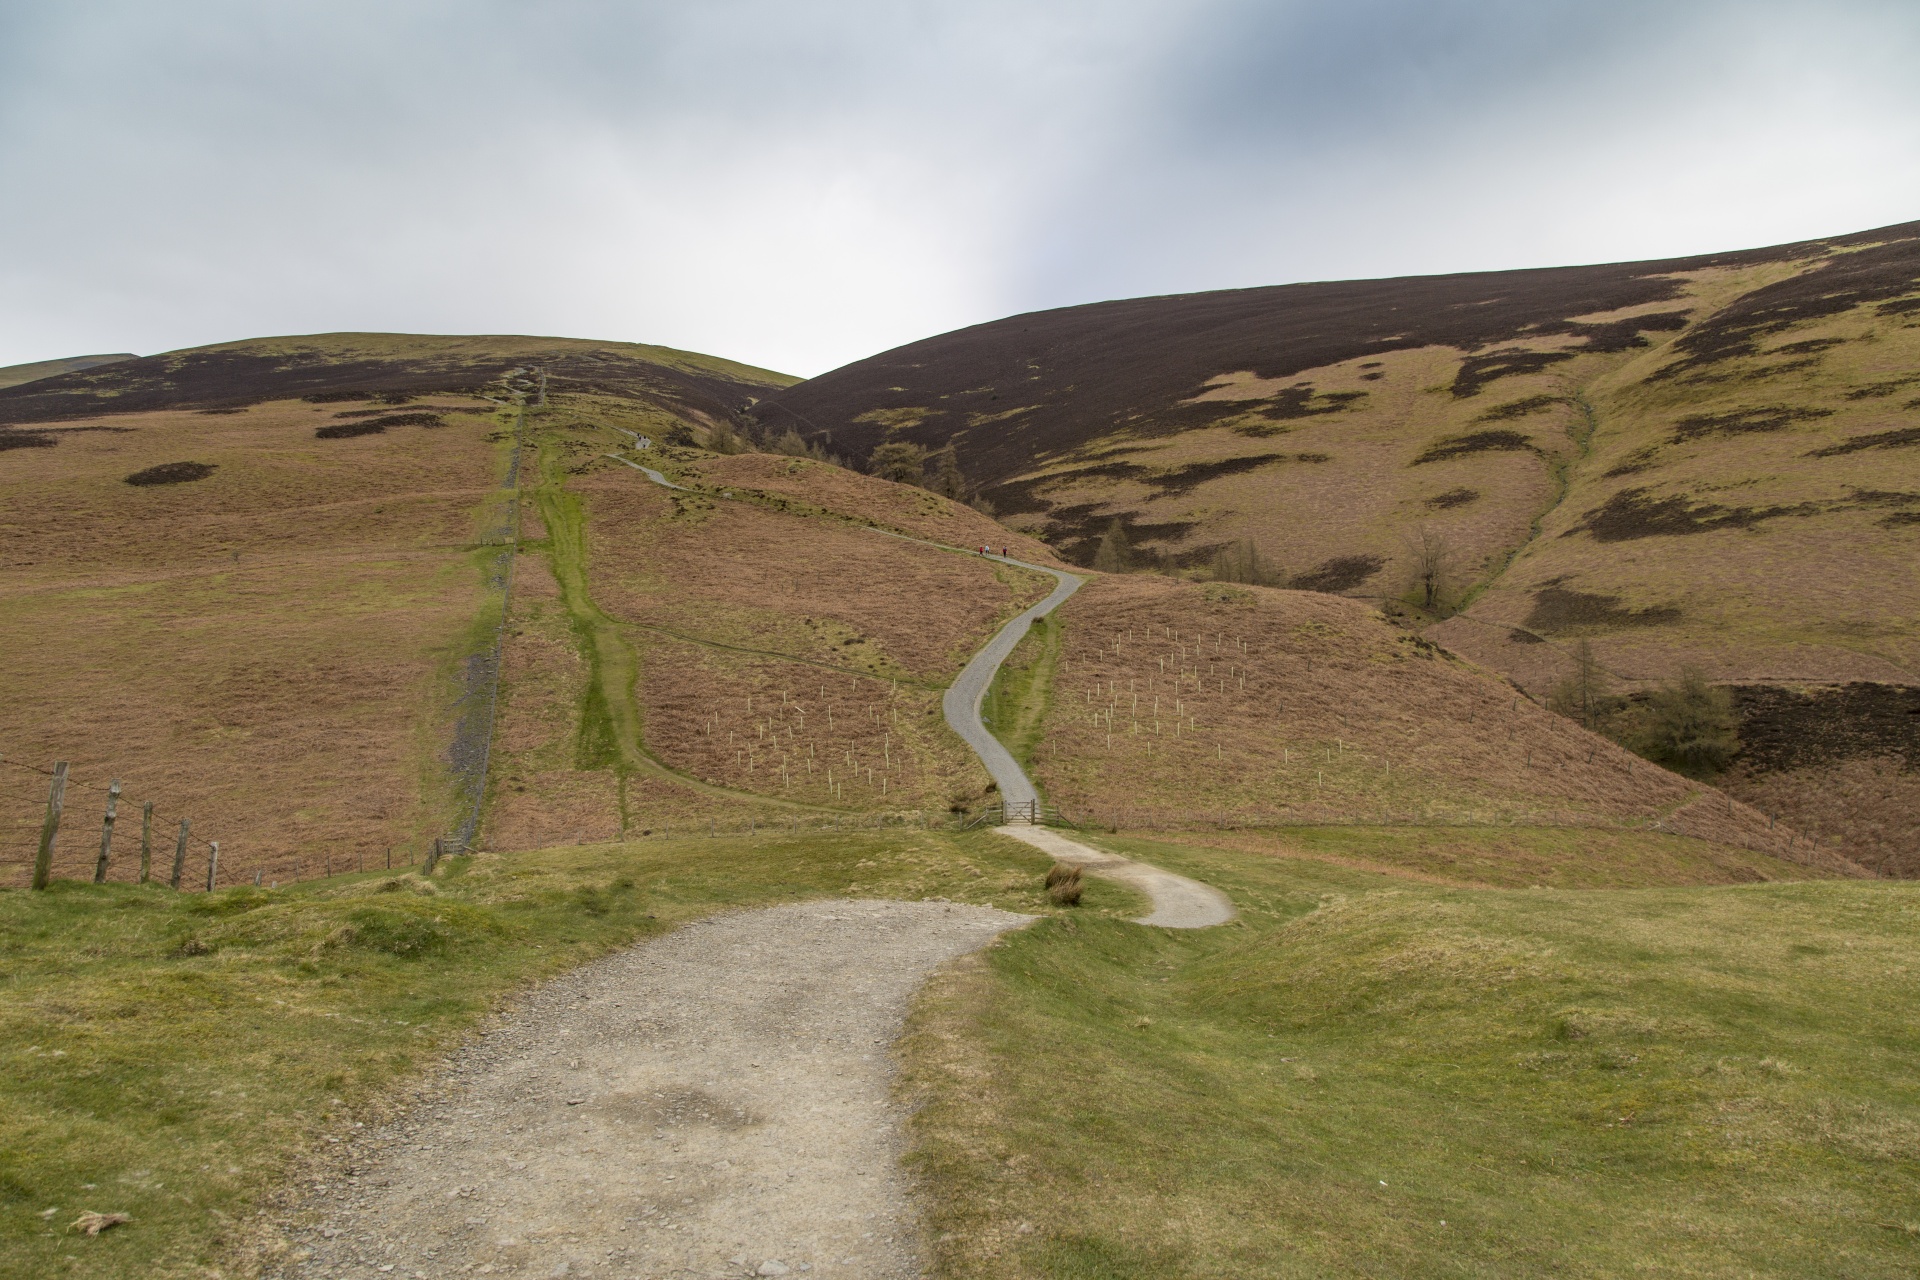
xmin=1 ymin=754 xmax=221 ymax=891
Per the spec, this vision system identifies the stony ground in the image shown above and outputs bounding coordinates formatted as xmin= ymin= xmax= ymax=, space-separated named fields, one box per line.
xmin=269 ymin=900 xmax=1029 ymax=1280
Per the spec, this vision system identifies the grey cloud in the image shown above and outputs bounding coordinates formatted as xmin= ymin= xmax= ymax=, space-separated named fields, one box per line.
xmin=0 ymin=1 xmax=1915 ymax=377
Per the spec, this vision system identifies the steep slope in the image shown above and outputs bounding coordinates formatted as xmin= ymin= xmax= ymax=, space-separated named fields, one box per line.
xmin=755 ymin=219 xmax=1920 ymax=870
xmin=0 ymin=334 xmax=794 ymax=887
xmin=1006 ymin=574 xmax=1856 ymax=879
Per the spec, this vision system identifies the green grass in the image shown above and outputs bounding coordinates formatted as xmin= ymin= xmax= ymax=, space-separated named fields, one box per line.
xmin=983 ymin=612 xmax=1063 ymax=770
xmin=0 ymin=829 xmax=1124 ymax=1279
xmin=904 ymin=833 xmax=1920 ymax=1278
xmin=1189 ymin=823 xmax=1807 ymax=889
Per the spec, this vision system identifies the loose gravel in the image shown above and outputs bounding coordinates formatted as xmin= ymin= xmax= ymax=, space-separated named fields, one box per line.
xmin=271 ymin=899 xmax=1029 ymax=1280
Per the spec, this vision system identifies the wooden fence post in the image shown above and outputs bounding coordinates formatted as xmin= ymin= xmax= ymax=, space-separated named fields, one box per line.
xmin=171 ymin=819 xmax=191 ymax=889
xmin=422 ymin=838 xmax=442 ymax=875
xmin=139 ymin=802 xmax=154 ymax=884
xmin=32 ymin=762 xmax=69 ymax=891
xmin=205 ymin=841 xmax=220 ymax=892
xmin=94 ymin=779 xmax=121 ymax=883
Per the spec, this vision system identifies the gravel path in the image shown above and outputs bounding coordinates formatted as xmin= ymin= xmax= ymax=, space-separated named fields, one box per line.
xmin=274 ymin=900 xmax=1028 ymax=1280
xmin=992 ymin=824 xmax=1235 ymax=928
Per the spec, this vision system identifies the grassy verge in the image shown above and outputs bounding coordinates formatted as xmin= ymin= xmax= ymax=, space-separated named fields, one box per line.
xmin=902 ymin=833 xmax=1920 ymax=1278
xmin=982 ymin=612 xmax=1063 ymax=770
xmin=0 ymin=830 xmax=1133 ymax=1279
xmin=1170 ymin=822 xmax=1810 ymax=889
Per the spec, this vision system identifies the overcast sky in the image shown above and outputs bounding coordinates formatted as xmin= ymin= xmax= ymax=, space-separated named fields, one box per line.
xmin=3 ymin=0 xmax=1917 ymax=378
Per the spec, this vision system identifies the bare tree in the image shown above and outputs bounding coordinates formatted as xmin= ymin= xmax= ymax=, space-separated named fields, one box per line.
xmin=1402 ymin=525 xmax=1456 ymax=614
xmin=1548 ymin=638 xmax=1612 ymax=731
xmin=1209 ymin=538 xmax=1283 ymax=586
xmin=1092 ymin=518 xmax=1133 ymax=572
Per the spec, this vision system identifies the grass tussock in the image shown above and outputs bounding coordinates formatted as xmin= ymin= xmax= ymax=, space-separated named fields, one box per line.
xmin=902 ymin=834 xmax=1920 ymax=1279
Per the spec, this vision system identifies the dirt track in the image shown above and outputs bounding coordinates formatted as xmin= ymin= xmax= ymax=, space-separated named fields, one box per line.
xmin=274 ymin=900 xmax=1028 ymax=1280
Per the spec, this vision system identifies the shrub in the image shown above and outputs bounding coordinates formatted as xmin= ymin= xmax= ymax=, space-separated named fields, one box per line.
xmin=868 ymin=441 xmax=928 ymax=485
xmin=1623 ymin=668 xmax=1741 ymax=778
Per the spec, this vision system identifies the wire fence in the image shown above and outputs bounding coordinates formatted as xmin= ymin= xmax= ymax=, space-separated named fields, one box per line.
xmin=0 ymin=755 xmax=223 ymax=890
xmin=2 ymin=749 xmax=509 ymax=893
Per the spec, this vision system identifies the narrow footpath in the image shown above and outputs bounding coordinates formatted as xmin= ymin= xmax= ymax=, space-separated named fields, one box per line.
xmin=269 ymin=453 xmax=1235 ymax=1280
xmin=934 ymin=546 xmax=1234 ymax=929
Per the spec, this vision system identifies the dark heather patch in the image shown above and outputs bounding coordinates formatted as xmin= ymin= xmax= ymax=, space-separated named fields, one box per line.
xmin=315 ymin=421 xmax=389 ymax=439
xmin=1290 ymin=554 xmax=1384 ymax=594
xmin=0 ymin=345 xmax=777 ymax=438
xmin=1360 ymin=371 xmax=1385 ymax=381
xmin=1426 ymin=487 xmax=1480 ymax=509
xmin=1877 ymin=296 xmax=1920 ymax=316
xmin=1412 ymin=430 xmax=1537 ymax=465
xmin=1041 ymin=505 xmax=1200 ymax=567
xmin=1883 ymin=512 xmax=1920 ymax=527
xmin=1258 ymin=385 xmax=1368 ymax=419
xmin=1508 ymin=627 xmax=1545 ymax=644
xmin=1164 ymin=383 xmax=1365 ymax=439
xmin=1525 ymin=586 xmax=1682 ymax=633
xmin=317 ymin=411 xmax=444 ymax=439
xmin=1552 ymin=309 xmax=1692 ymax=353
xmin=1844 ymin=376 xmax=1920 ymax=400
xmin=1359 ymin=362 xmax=1384 ymax=369
xmin=1566 ymin=487 xmax=1815 ymax=541
xmin=198 ymin=406 xmax=248 ymax=415
xmin=125 ymin=461 xmax=216 ymax=486
xmin=756 ymin=221 xmax=1920 ymax=488
xmin=0 ymin=427 xmax=56 ymax=451
xmin=1730 ymin=683 xmax=1920 ymax=774
xmin=1605 ymin=445 xmax=1663 ymax=477
xmin=1655 ymin=231 xmax=1920 ymax=379
xmin=1670 ymin=404 xmax=1833 ymax=442
xmin=1771 ymin=337 xmax=1848 ymax=355
xmin=333 ymin=407 xmax=406 ymax=418
xmin=1843 ymin=488 xmax=1920 ymax=508
xmin=1475 ymin=394 xmax=1563 ymax=422
xmin=1293 ymin=451 xmax=1332 ymax=463
xmin=1450 ymin=350 xmax=1576 ymax=398
xmin=1150 ymin=453 xmax=1289 ymax=495
xmin=1808 ymin=425 xmax=1920 ymax=457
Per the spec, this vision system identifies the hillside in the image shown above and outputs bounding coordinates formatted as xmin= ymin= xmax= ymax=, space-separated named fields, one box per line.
xmin=6 ymin=327 xmax=1908 ymax=1280
xmin=0 ymin=352 xmax=135 ymax=390
xmin=0 ymin=333 xmax=801 ymax=887
xmin=3 ymin=326 xmax=1843 ymax=886
xmin=753 ymin=220 xmax=1920 ymax=871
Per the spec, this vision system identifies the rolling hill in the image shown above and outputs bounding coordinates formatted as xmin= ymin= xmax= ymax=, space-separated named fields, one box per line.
xmin=0 ymin=352 xmax=136 ymax=390
xmin=751 ymin=219 xmax=1920 ymax=871
xmin=1 ymin=328 xmax=1841 ymax=886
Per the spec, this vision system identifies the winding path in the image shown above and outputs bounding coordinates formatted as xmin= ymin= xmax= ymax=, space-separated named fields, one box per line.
xmin=929 ymin=548 xmax=1235 ymax=929
xmin=609 ymin=451 xmax=1232 ymax=929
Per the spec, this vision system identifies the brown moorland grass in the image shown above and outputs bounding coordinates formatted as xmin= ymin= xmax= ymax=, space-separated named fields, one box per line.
xmin=0 ymin=397 xmax=513 ymax=887
xmin=687 ymin=452 xmax=1066 ymax=564
xmin=1434 ymin=259 xmax=1920 ymax=690
xmin=479 ymin=417 xmax=1057 ymax=845
xmin=1722 ymin=756 xmax=1920 ymax=878
xmin=1026 ymin=575 xmax=1863 ymax=874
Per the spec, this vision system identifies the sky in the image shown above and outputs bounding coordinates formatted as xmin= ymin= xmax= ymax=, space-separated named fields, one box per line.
xmin=2 ymin=0 xmax=1918 ymax=378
